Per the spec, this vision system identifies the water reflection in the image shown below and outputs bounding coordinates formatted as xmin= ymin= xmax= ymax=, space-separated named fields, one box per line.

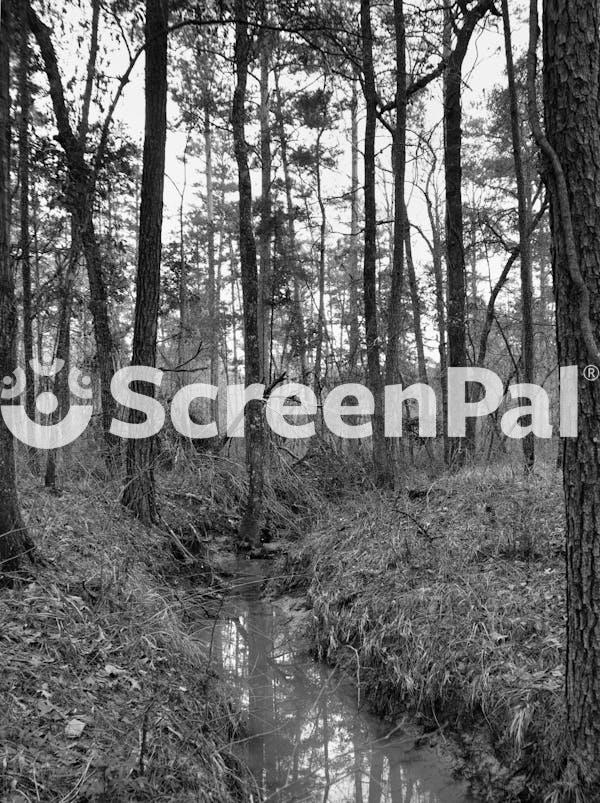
xmin=197 ymin=563 xmax=468 ymax=803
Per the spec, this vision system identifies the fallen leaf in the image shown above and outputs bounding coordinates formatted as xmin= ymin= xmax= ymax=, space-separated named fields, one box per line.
xmin=65 ymin=718 xmax=86 ymax=738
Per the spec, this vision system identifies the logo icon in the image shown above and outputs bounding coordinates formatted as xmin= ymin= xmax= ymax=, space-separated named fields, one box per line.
xmin=1 ymin=359 xmax=93 ymax=449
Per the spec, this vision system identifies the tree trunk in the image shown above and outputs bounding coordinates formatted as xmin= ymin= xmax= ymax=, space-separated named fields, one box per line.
xmin=257 ymin=27 xmax=272 ymax=382
xmin=539 ymin=0 xmax=600 ymax=791
xmin=205 ymin=104 xmax=217 ymax=389
xmin=121 ymin=0 xmax=168 ymax=522
xmin=274 ymin=70 xmax=307 ymax=380
xmin=18 ymin=4 xmax=35 ymax=428
xmin=348 ymin=75 xmax=361 ymax=379
xmin=502 ymin=0 xmax=534 ymax=471
xmin=45 ymin=224 xmax=79 ymax=490
xmin=360 ymin=0 xmax=389 ymax=486
xmin=233 ymin=0 xmax=264 ymax=549
xmin=404 ymin=206 xmax=427 ymax=383
xmin=313 ymin=130 xmax=326 ymax=409
xmin=444 ymin=0 xmax=493 ymax=463
xmin=385 ymin=0 xmax=406 ymax=388
xmin=0 ymin=0 xmax=33 ymax=577
xmin=27 ymin=3 xmax=117 ymax=453
xmin=424 ymin=160 xmax=449 ymax=463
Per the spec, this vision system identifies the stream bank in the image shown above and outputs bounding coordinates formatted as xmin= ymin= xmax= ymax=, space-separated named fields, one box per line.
xmin=277 ymin=469 xmax=567 ymax=802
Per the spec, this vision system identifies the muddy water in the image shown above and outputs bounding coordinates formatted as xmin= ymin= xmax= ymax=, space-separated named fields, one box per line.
xmin=196 ymin=560 xmax=470 ymax=802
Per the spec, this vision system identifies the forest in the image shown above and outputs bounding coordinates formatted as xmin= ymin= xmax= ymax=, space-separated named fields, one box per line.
xmin=1 ymin=0 xmax=600 ymax=800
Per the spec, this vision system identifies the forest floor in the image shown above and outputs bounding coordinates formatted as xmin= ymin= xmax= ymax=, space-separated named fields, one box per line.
xmin=1 ymin=447 xmax=569 ymax=802
xmin=279 ymin=462 xmax=568 ymax=802
xmin=0 ymin=461 xmax=255 ymax=803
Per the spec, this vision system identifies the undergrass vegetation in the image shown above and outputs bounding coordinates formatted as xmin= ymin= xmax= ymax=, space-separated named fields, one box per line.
xmin=283 ymin=463 xmax=567 ymax=801
xmin=0 ymin=460 xmax=254 ymax=802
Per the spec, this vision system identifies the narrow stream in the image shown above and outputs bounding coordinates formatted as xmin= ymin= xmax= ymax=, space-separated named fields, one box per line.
xmin=196 ymin=559 xmax=470 ymax=802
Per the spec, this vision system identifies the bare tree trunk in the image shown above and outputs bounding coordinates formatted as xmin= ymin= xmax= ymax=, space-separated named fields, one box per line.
xmin=233 ymin=0 xmax=264 ymax=549
xmin=361 ymin=0 xmax=390 ymax=486
xmin=502 ymin=0 xmax=534 ymax=471
xmin=204 ymin=104 xmax=218 ymax=388
xmin=404 ymin=205 xmax=427 ymax=383
xmin=27 ymin=2 xmax=117 ymax=453
xmin=535 ymin=0 xmax=600 ymax=790
xmin=0 ymin=0 xmax=33 ymax=576
xmin=257 ymin=26 xmax=272 ymax=382
xmin=121 ymin=0 xmax=168 ymax=522
xmin=348 ymin=76 xmax=361 ymax=379
xmin=313 ymin=130 xmax=327 ymax=410
xmin=18 ymin=5 xmax=35 ymax=428
xmin=385 ymin=0 xmax=406 ymax=388
xmin=423 ymin=158 xmax=449 ymax=462
xmin=274 ymin=71 xmax=307 ymax=380
xmin=444 ymin=0 xmax=494 ymax=463
xmin=45 ymin=224 xmax=79 ymax=490
xmin=177 ymin=141 xmax=188 ymax=377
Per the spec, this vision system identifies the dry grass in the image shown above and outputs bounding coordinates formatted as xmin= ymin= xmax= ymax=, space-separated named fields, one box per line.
xmin=0 ymin=461 xmax=254 ymax=802
xmin=286 ymin=463 xmax=567 ymax=801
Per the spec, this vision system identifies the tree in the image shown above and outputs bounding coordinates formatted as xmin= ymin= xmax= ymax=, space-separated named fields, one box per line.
xmin=232 ymin=0 xmax=265 ymax=550
xmin=532 ymin=0 xmax=600 ymax=792
xmin=360 ymin=0 xmax=389 ymax=486
xmin=0 ymin=0 xmax=34 ymax=576
xmin=18 ymin=0 xmax=35 ymax=430
xmin=27 ymin=0 xmax=117 ymax=454
xmin=122 ymin=0 xmax=168 ymax=522
xmin=444 ymin=0 xmax=496 ymax=462
xmin=501 ymin=0 xmax=534 ymax=471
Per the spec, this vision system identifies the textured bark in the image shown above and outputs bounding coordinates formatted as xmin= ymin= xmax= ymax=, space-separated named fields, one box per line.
xmin=0 ymin=0 xmax=33 ymax=576
xmin=45 ymin=225 xmax=79 ymax=490
xmin=257 ymin=26 xmax=272 ymax=382
xmin=233 ymin=0 xmax=264 ymax=549
xmin=541 ymin=0 xmax=600 ymax=791
xmin=444 ymin=0 xmax=494 ymax=462
xmin=27 ymin=2 xmax=117 ymax=452
xmin=17 ymin=4 xmax=35 ymax=426
xmin=502 ymin=0 xmax=534 ymax=471
xmin=360 ymin=0 xmax=389 ymax=486
xmin=121 ymin=0 xmax=168 ymax=522
xmin=313 ymin=129 xmax=327 ymax=409
xmin=404 ymin=206 xmax=427 ymax=384
xmin=348 ymin=76 xmax=361 ymax=379
xmin=384 ymin=0 xmax=406 ymax=388
xmin=204 ymin=105 xmax=217 ymax=388
xmin=274 ymin=70 xmax=307 ymax=380
xmin=423 ymin=157 xmax=448 ymax=463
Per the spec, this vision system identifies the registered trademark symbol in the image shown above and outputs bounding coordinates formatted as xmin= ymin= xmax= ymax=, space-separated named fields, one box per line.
xmin=584 ymin=365 xmax=600 ymax=381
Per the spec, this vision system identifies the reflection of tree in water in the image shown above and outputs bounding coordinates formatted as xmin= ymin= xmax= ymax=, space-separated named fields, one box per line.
xmin=213 ymin=570 xmax=464 ymax=802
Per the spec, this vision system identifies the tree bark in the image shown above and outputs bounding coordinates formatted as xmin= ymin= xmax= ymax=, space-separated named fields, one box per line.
xmin=0 ymin=0 xmax=33 ymax=577
xmin=27 ymin=2 xmax=117 ymax=453
xmin=18 ymin=3 xmax=35 ymax=429
xmin=539 ymin=0 xmax=600 ymax=790
xmin=121 ymin=0 xmax=168 ymax=522
xmin=257 ymin=24 xmax=272 ymax=382
xmin=444 ymin=0 xmax=494 ymax=463
xmin=233 ymin=0 xmax=265 ymax=549
xmin=404 ymin=205 xmax=427 ymax=383
xmin=45 ymin=223 xmax=79 ymax=490
xmin=274 ymin=69 xmax=307 ymax=380
xmin=502 ymin=0 xmax=534 ymax=471
xmin=360 ymin=0 xmax=389 ymax=486
xmin=348 ymin=75 xmax=361 ymax=379
xmin=385 ymin=0 xmax=406 ymax=388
